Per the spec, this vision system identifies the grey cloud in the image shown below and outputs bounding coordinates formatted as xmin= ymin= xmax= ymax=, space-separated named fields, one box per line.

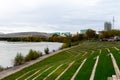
xmin=0 ymin=0 xmax=120 ymax=33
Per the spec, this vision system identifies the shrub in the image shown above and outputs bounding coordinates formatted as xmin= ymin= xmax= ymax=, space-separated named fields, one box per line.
xmin=37 ymin=51 xmax=42 ymax=56
xmin=44 ymin=47 xmax=49 ymax=54
xmin=60 ymin=40 xmax=71 ymax=49
xmin=14 ymin=53 xmax=24 ymax=66
xmin=66 ymin=40 xmax=71 ymax=47
xmin=60 ymin=43 xmax=68 ymax=49
xmin=71 ymin=41 xmax=79 ymax=46
xmin=24 ymin=49 xmax=42 ymax=62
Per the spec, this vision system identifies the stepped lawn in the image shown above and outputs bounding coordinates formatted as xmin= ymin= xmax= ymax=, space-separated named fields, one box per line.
xmin=2 ymin=41 xmax=120 ymax=80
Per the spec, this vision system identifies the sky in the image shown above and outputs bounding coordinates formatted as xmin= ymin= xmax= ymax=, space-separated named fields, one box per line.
xmin=0 ymin=0 xmax=120 ymax=33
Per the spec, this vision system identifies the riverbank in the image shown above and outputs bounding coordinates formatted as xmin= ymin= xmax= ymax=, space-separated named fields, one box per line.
xmin=0 ymin=45 xmax=77 ymax=79
xmin=0 ymin=42 xmax=62 ymax=67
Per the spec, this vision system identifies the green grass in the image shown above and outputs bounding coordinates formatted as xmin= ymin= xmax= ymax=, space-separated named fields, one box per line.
xmin=94 ymin=49 xmax=115 ymax=80
xmin=75 ymin=51 xmax=99 ymax=80
xmin=17 ymin=68 xmax=38 ymax=80
xmin=58 ymin=51 xmax=92 ymax=80
xmin=34 ymin=65 xmax=58 ymax=80
xmin=25 ymin=66 xmax=50 ymax=80
xmin=2 ymin=51 xmax=77 ymax=80
xmin=45 ymin=64 xmax=69 ymax=80
xmin=2 ymin=41 xmax=120 ymax=80
xmin=58 ymin=60 xmax=82 ymax=80
xmin=109 ymin=48 xmax=120 ymax=70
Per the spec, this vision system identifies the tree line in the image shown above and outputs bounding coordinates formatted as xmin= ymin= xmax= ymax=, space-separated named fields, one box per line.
xmin=1 ymin=29 xmax=120 ymax=42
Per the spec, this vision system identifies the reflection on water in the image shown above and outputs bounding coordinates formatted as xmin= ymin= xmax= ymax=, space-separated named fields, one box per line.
xmin=0 ymin=41 xmax=62 ymax=67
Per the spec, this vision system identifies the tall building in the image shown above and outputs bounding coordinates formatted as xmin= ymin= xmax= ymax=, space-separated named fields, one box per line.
xmin=104 ymin=22 xmax=112 ymax=31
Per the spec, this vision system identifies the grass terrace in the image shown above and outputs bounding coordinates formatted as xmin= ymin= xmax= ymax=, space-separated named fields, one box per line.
xmin=94 ymin=49 xmax=115 ymax=80
xmin=2 ymin=41 xmax=120 ymax=80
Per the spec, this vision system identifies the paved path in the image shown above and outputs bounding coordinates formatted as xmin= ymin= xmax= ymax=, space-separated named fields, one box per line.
xmin=0 ymin=45 xmax=77 ymax=79
xmin=55 ymin=61 xmax=75 ymax=80
xmin=89 ymin=56 xmax=99 ymax=80
xmin=71 ymin=59 xmax=87 ymax=80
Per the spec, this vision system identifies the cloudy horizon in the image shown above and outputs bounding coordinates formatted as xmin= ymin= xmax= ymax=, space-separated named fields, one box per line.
xmin=0 ymin=0 xmax=120 ymax=33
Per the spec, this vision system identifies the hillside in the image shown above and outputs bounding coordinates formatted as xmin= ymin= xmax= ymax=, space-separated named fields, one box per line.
xmin=1 ymin=41 xmax=120 ymax=80
xmin=0 ymin=32 xmax=52 ymax=38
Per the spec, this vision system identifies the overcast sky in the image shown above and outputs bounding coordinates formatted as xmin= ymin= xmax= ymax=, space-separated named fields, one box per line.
xmin=0 ymin=0 xmax=120 ymax=33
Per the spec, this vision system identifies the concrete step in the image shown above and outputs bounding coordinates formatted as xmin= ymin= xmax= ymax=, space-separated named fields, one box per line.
xmin=112 ymin=75 xmax=117 ymax=80
xmin=108 ymin=77 xmax=113 ymax=80
xmin=108 ymin=75 xmax=120 ymax=80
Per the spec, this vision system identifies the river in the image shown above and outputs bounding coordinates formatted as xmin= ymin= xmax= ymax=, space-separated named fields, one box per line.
xmin=0 ymin=41 xmax=62 ymax=67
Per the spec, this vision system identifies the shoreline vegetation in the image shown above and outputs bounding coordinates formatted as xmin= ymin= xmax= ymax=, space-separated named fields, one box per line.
xmin=14 ymin=47 xmax=50 ymax=67
xmin=0 ymin=40 xmax=79 ymax=72
xmin=0 ymin=43 xmax=78 ymax=79
xmin=0 ymin=47 xmax=50 ymax=71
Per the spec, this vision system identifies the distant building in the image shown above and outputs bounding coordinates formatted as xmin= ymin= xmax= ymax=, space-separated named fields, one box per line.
xmin=80 ymin=29 xmax=87 ymax=34
xmin=53 ymin=32 xmax=60 ymax=35
xmin=60 ymin=32 xmax=71 ymax=37
xmin=104 ymin=22 xmax=112 ymax=31
xmin=53 ymin=32 xmax=71 ymax=37
xmin=72 ymin=32 xmax=79 ymax=37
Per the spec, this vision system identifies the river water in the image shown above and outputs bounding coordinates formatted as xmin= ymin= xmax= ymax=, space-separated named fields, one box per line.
xmin=0 ymin=41 xmax=62 ymax=67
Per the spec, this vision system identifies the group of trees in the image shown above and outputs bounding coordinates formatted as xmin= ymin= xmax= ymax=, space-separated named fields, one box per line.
xmin=60 ymin=29 xmax=120 ymax=44
xmin=60 ymin=29 xmax=120 ymax=49
xmin=14 ymin=50 xmax=42 ymax=66
xmin=24 ymin=50 xmax=42 ymax=62
xmin=86 ymin=29 xmax=97 ymax=39
xmin=2 ymin=29 xmax=120 ymax=43
xmin=14 ymin=48 xmax=50 ymax=66
xmin=47 ymin=34 xmax=71 ymax=43
xmin=8 ymin=36 xmax=41 ymax=42
xmin=99 ymin=30 xmax=120 ymax=38
xmin=75 ymin=29 xmax=120 ymax=40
